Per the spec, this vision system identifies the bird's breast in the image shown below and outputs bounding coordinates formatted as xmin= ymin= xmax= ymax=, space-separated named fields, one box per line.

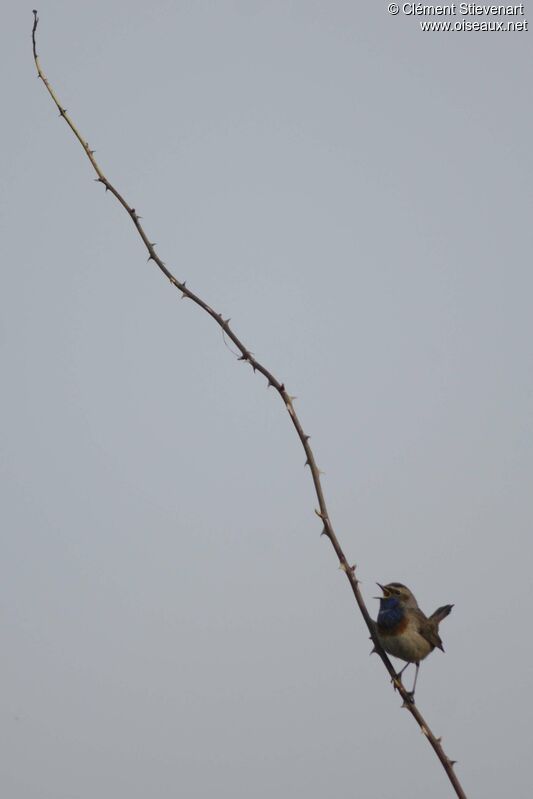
xmin=377 ymin=614 xmax=409 ymax=637
xmin=377 ymin=601 xmax=406 ymax=632
xmin=376 ymin=616 xmax=434 ymax=662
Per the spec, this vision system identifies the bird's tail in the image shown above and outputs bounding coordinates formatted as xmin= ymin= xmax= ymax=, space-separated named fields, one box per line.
xmin=430 ymin=604 xmax=454 ymax=624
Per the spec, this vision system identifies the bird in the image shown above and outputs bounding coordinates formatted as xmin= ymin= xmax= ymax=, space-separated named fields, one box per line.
xmin=373 ymin=582 xmax=453 ymax=699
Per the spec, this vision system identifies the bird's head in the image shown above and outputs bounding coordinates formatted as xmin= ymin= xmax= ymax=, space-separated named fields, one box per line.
xmin=376 ymin=582 xmax=419 ymax=610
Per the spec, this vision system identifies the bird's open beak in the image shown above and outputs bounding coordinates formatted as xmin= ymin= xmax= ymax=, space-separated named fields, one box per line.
xmin=373 ymin=582 xmax=387 ymax=600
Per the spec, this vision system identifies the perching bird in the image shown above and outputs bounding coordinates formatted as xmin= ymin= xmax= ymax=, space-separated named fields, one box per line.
xmin=374 ymin=582 xmax=453 ymax=699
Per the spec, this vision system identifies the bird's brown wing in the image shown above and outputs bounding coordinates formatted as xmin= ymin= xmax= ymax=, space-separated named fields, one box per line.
xmin=412 ymin=609 xmax=444 ymax=652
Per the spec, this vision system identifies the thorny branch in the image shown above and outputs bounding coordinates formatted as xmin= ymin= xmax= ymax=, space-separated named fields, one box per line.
xmin=31 ymin=11 xmax=468 ymax=799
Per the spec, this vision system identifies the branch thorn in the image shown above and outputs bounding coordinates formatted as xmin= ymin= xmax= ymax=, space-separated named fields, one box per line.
xmin=339 ymin=562 xmax=355 ymax=576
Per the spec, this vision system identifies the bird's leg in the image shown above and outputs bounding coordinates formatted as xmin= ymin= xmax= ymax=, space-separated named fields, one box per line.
xmin=391 ymin=662 xmax=410 ymax=691
xmin=396 ymin=662 xmax=411 ymax=680
xmin=398 ymin=662 xmax=410 ymax=677
xmin=405 ymin=662 xmax=420 ymax=703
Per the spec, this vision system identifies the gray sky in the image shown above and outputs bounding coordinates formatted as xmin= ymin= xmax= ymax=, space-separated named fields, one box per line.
xmin=2 ymin=2 xmax=532 ymax=797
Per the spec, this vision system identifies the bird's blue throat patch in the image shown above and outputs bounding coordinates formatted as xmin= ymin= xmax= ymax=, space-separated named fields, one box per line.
xmin=377 ymin=596 xmax=405 ymax=630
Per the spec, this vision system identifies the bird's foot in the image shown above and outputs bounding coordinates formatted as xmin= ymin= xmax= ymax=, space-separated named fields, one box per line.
xmin=391 ymin=672 xmax=404 ymax=692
